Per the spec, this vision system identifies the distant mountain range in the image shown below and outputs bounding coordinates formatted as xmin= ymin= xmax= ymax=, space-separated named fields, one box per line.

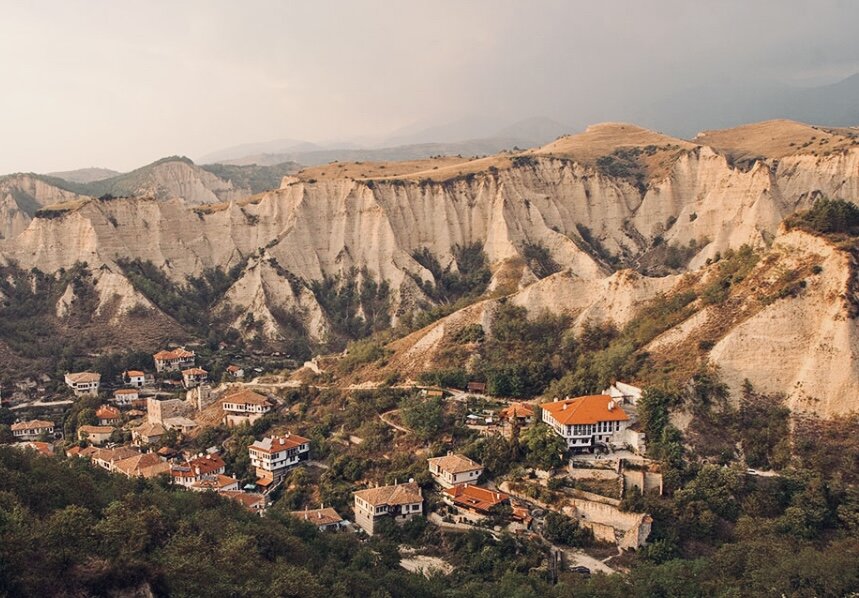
xmin=200 ymin=117 xmax=571 ymax=167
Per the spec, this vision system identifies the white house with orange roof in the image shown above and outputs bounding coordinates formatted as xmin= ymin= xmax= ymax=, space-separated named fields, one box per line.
xmin=181 ymin=367 xmax=208 ymax=389
xmin=249 ymin=433 xmax=310 ymax=487
xmin=221 ymin=389 xmax=273 ymax=426
xmin=289 ymin=507 xmax=348 ymax=531
xmin=96 ymin=405 xmax=122 ymax=427
xmin=152 ymin=348 xmax=195 ymax=372
xmin=427 ymin=453 xmax=483 ymax=489
xmin=123 ymin=370 xmax=147 ymax=388
xmin=353 ymin=482 xmax=423 ymax=535
xmin=541 ymin=395 xmax=631 ymax=451
xmin=64 ymin=372 xmax=101 ymax=396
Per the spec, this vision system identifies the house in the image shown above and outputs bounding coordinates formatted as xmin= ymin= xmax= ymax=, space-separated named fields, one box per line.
xmin=66 ymin=445 xmax=99 ymax=459
xmin=11 ymin=419 xmax=54 ymax=441
xmin=96 ymin=405 xmax=122 ymax=427
xmin=498 ymin=402 xmax=535 ymax=425
xmin=467 ymin=381 xmax=487 ymax=394
xmin=172 ymin=452 xmax=227 ymax=487
xmin=152 ymin=347 xmax=195 ymax=372
xmin=163 ymin=416 xmax=198 ymax=433
xmin=541 ymin=395 xmax=630 ymax=451
xmin=113 ymin=388 xmax=139 ymax=406
xmin=443 ymin=484 xmax=510 ymax=520
xmin=123 ymin=370 xmax=147 ymax=388
xmin=16 ymin=441 xmax=54 ymax=457
xmin=91 ymin=446 xmax=140 ymax=471
xmin=226 ymin=365 xmax=245 ymax=379
xmin=421 ymin=388 xmax=444 ymax=399
xmin=77 ymin=425 xmax=114 ymax=445
xmin=181 ymin=367 xmax=208 ymax=389
xmin=113 ymin=453 xmax=171 ymax=478
xmin=64 ymin=372 xmax=101 ymax=397
xmin=222 ymin=490 xmax=267 ymax=514
xmin=221 ymin=389 xmax=273 ymax=426
xmin=191 ymin=474 xmax=240 ymax=493
xmin=249 ymin=433 xmax=310 ymax=486
xmin=427 ymin=453 xmax=483 ymax=489
xmin=353 ymin=482 xmax=423 ymax=536
xmin=132 ymin=421 xmax=167 ymax=446
xmin=603 ymin=382 xmax=643 ymax=406
xmin=289 ymin=507 xmax=348 ymax=531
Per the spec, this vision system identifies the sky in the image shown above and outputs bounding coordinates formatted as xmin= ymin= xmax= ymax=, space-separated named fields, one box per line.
xmin=1 ymin=0 xmax=858 ymax=173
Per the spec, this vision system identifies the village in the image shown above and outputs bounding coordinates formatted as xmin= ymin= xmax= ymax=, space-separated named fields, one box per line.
xmin=0 ymin=345 xmax=662 ymax=577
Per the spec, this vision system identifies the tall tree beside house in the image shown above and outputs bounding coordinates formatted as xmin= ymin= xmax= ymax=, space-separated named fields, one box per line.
xmin=522 ymin=424 xmax=565 ymax=470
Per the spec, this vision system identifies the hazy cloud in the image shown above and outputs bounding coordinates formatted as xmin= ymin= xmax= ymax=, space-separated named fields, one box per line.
xmin=0 ymin=0 xmax=857 ymax=172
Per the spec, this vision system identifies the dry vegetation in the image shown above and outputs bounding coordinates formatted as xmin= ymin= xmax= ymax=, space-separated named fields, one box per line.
xmin=695 ymin=119 xmax=859 ymax=162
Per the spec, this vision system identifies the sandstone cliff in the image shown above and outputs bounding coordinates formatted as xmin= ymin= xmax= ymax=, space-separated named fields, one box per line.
xmin=1 ymin=120 xmax=857 ymax=416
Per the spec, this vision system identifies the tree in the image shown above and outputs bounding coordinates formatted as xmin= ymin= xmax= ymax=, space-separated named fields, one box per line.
xmin=401 ymin=396 xmax=446 ymax=441
xmin=543 ymin=512 xmax=592 ymax=547
xmin=523 ymin=424 xmax=565 ymax=470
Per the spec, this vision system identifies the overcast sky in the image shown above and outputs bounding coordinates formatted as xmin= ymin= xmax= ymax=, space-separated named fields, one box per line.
xmin=1 ymin=0 xmax=857 ymax=173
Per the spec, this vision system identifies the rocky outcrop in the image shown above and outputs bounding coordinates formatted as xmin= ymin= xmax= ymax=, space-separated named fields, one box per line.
xmin=0 ymin=174 xmax=88 ymax=239
xmin=2 ymin=121 xmax=859 ymax=416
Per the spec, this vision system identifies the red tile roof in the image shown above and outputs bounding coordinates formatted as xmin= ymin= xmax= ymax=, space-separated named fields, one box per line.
xmin=354 ymin=482 xmax=422 ymax=507
xmin=96 ymin=405 xmax=121 ymax=420
xmin=541 ymin=395 xmax=629 ymax=425
xmin=182 ymin=367 xmax=207 ymax=375
xmin=427 ymin=453 xmax=482 ymax=474
xmin=499 ymin=402 xmax=535 ymax=419
xmin=250 ymin=433 xmax=310 ymax=455
xmin=289 ymin=507 xmax=344 ymax=527
xmin=153 ymin=348 xmax=195 ymax=360
xmin=222 ymin=389 xmax=270 ymax=406
xmin=444 ymin=484 xmax=509 ymax=512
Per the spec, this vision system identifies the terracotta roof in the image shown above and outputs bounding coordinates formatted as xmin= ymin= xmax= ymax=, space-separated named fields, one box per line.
xmin=427 ymin=453 xmax=482 ymax=475
xmin=541 ymin=395 xmax=629 ymax=425
xmin=66 ymin=445 xmax=99 ymax=458
xmin=124 ymin=370 xmax=145 ymax=377
xmin=96 ymin=405 xmax=121 ymax=420
xmin=18 ymin=441 xmax=54 ymax=456
xmin=153 ymin=348 xmax=195 ymax=360
xmin=444 ymin=484 xmax=509 ymax=512
xmin=66 ymin=372 xmax=101 ymax=384
xmin=222 ymin=491 xmax=265 ymax=510
xmin=133 ymin=422 xmax=166 ymax=438
xmin=187 ymin=453 xmax=226 ymax=475
xmin=290 ymin=507 xmax=344 ymax=527
xmin=250 ymin=433 xmax=310 ymax=454
xmin=222 ymin=389 xmax=270 ymax=406
xmin=226 ymin=365 xmax=242 ymax=373
xmin=499 ymin=402 xmax=535 ymax=419
xmin=115 ymin=388 xmax=139 ymax=395
xmin=127 ymin=409 xmax=146 ymax=417
xmin=354 ymin=482 xmax=423 ymax=507
xmin=113 ymin=453 xmax=169 ymax=477
xmin=78 ymin=425 xmax=115 ymax=435
xmin=93 ymin=446 xmax=140 ymax=463
xmin=11 ymin=419 xmax=53 ymax=431
xmin=182 ymin=367 xmax=208 ymax=375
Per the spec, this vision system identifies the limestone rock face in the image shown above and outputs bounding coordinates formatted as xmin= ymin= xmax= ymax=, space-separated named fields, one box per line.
xmin=708 ymin=232 xmax=859 ymax=417
xmin=2 ymin=121 xmax=859 ymax=416
xmin=0 ymin=174 xmax=88 ymax=239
